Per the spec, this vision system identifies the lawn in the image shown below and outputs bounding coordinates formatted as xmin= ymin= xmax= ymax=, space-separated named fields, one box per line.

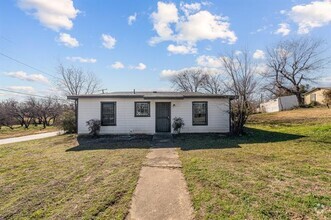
xmin=0 ymin=135 xmax=150 ymax=219
xmin=176 ymin=108 xmax=331 ymax=219
xmin=0 ymin=125 xmax=58 ymax=140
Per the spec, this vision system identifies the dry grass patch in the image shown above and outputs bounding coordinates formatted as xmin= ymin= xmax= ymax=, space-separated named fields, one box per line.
xmin=249 ymin=107 xmax=331 ymax=125
xmin=0 ymin=135 xmax=149 ymax=219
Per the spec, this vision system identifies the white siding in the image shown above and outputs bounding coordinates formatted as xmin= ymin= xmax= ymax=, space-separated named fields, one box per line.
xmin=260 ymin=99 xmax=280 ymax=113
xmin=260 ymin=95 xmax=298 ymax=113
xmin=279 ymin=95 xmax=298 ymax=110
xmin=77 ymin=98 xmax=230 ymax=134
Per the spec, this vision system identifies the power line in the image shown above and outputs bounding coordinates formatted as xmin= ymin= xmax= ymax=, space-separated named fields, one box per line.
xmin=0 ymin=36 xmax=14 ymax=44
xmin=0 ymin=88 xmax=67 ymax=101
xmin=0 ymin=52 xmax=61 ymax=80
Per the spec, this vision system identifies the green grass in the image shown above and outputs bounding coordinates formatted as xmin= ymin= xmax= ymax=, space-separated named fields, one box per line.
xmin=0 ymin=135 xmax=149 ymax=219
xmin=0 ymin=125 xmax=58 ymax=139
xmin=176 ymin=109 xmax=331 ymax=219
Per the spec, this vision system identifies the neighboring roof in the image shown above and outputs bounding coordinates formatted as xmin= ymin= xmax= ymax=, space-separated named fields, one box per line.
xmin=304 ymin=87 xmax=331 ymax=95
xmin=67 ymin=91 xmax=236 ymax=100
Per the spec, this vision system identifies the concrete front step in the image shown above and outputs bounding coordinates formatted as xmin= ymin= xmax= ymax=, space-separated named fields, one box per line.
xmin=152 ymin=133 xmax=173 ymax=141
xmin=152 ymin=133 xmax=174 ymax=147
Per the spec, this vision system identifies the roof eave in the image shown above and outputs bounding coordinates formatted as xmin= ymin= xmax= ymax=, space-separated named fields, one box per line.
xmin=67 ymin=94 xmax=237 ymax=99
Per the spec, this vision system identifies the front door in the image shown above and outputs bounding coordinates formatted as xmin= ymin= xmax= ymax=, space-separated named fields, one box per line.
xmin=155 ymin=102 xmax=171 ymax=132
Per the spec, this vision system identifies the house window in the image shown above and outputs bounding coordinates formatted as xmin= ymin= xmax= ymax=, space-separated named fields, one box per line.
xmin=310 ymin=94 xmax=316 ymax=102
xmin=135 ymin=102 xmax=150 ymax=117
xmin=192 ymin=102 xmax=208 ymax=125
xmin=101 ymin=102 xmax=116 ymax=126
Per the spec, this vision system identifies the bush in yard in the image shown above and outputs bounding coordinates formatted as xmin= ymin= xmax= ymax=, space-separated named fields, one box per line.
xmin=172 ymin=117 xmax=185 ymax=134
xmin=86 ymin=119 xmax=101 ymax=137
xmin=56 ymin=111 xmax=76 ymax=133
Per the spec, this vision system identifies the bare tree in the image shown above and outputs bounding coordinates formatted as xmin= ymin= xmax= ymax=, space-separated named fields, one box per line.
xmin=56 ymin=64 xmax=101 ymax=96
xmin=264 ymin=38 xmax=329 ymax=105
xmin=27 ymin=97 xmax=63 ymax=128
xmin=0 ymin=100 xmax=16 ymax=129
xmin=56 ymin=64 xmax=101 ymax=132
xmin=12 ymin=101 xmax=35 ymax=129
xmin=220 ymin=51 xmax=258 ymax=135
xmin=202 ymin=74 xmax=225 ymax=94
xmin=170 ymin=68 xmax=208 ymax=92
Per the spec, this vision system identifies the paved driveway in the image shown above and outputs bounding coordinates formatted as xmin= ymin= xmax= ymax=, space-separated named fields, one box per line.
xmin=0 ymin=131 xmax=64 ymax=145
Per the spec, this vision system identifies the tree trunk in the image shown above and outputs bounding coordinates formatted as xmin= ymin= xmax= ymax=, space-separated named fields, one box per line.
xmin=295 ymin=93 xmax=304 ymax=106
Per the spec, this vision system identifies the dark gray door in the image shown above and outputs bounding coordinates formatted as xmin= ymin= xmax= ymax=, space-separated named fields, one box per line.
xmin=155 ymin=102 xmax=171 ymax=132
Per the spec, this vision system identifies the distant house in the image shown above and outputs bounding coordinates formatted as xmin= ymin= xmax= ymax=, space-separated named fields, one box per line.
xmin=68 ymin=91 xmax=236 ymax=135
xmin=304 ymin=87 xmax=331 ymax=105
xmin=260 ymin=95 xmax=298 ymax=113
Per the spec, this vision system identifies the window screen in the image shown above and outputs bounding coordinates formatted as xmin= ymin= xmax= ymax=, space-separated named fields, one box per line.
xmin=101 ymin=102 xmax=116 ymax=126
xmin=135 ymin=102 xmax=150 ymax=117
xmin=192 ymin=102 xmax=208 ymax=125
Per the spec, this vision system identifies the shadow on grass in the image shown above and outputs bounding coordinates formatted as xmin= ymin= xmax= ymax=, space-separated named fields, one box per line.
xmin=66 ymin=128 xmax=304 ymax=152
xmin=176 ymin=127 xmax=304 ymax=151
xmin=66 ymin=135 xmax=152 ymax=152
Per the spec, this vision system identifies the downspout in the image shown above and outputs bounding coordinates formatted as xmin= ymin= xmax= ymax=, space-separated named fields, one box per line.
xmin=75 ymin=99 xmax=78 ymax=134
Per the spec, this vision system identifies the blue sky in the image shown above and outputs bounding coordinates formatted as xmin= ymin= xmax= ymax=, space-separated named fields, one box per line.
xmin=1 ymin=0 xmax=330 ymax=99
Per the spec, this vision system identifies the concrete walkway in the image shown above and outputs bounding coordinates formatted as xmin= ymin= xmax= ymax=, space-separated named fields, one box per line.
xmin=127 ymin=141 xmax=194 ymax=219
xmin=0 ymin=131 xmax=64 ymax=145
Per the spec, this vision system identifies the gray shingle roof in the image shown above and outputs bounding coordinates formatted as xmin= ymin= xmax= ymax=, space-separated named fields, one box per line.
xmin=67 ymin=91 xmax=236 ymax=99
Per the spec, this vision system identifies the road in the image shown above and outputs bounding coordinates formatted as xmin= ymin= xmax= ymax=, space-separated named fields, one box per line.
xmin=0 ymin=131 xmax=64 ymax=145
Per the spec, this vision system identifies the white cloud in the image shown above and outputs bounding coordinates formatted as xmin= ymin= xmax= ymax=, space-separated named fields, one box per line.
xmin=180 ymin=2 xmax=201 ymax=16
xmin=57 ymin=33 xmax=79 ymax=47
xmin=280 ymin=10 xmax=286 ymax=15
xmin=131 ymin=63 xmax=147 ymax=70
xmin=289 ymin=0 xmax=331 ymax=34
xmin=160 ymin=69 xmax=178 ymax=78
xmin=111 ymin=61 xmax=125 ymax=69
xmin=275 ymin=23 xmax=291 ymax=36
xmin=101 ymin=34 xmax=116 ymax=49
xmin=150 ymin=2 xmax=179 ymax=43
xmin=150 ymin=2 xmax=237 ymax=52
xmin=178 ymin=10 xmax=237 ymax=44
xmin=167 ymin=44 xmax=197 ymax=54
xmin=128 ymin=13 xmax=137 ymax=25
xmin=196 ymin=55 xmax=222 ymax=68
xmin=234 ymin=50 xmax=242 ymax=55
xmin=5 ymin=71 xmax=49 ymax=83
xmin=18 ymin=0 xmax=79 ymax=31
xmin=205 ymin=45 xmax=212 ymax=51
xmin=255 ymin=63 xmax=268 ymax=74
xmin=201 ymin=1 xmax=212 ymax=6
xmin=253 ymin=49 xmax=265 ymax=59
xmin=7 ymin=86 xmax=36 ymax=94
xmin=66 ymin=56 xmax=97 ymax=63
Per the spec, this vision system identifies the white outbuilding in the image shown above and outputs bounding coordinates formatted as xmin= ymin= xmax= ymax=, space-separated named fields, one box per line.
xmin=260 ymin=95 xmax=299 ymax=113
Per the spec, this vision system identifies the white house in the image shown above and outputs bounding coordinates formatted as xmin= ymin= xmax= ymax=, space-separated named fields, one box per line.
xmin=260 ymin=95 xmax=298 ymax=113
xmin=68 ymin=91 xmax=235 ymax=135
